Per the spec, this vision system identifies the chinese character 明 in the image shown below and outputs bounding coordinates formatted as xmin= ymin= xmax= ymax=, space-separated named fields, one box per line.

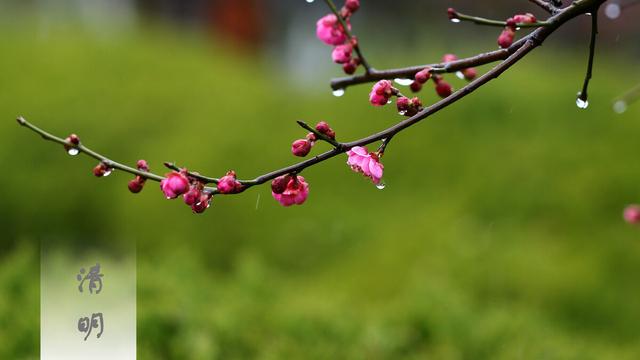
xmin=77 ymin=312 xmax=104 ymax=341
xmin=77 ymin=263 xmax=103 ymax=294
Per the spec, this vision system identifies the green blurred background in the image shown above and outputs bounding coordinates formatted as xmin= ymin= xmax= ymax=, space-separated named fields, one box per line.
xmin=1 ymin=0 xmax=640 ymax=358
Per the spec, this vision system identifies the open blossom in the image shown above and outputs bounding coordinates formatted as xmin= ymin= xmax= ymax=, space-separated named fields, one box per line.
xmin=369 ymin=80 xmax=394 ymax=106
xmin=624 ymin=205 xmax=640 ymax=224
xmin=316 ymin=14 xmax=350 ymax=46
xmin=160 ymin=171 xmax=190 ymax=199
xmin=271 ymin=175 xmax=309 ymax=207
xmin=332 ymin=44 xmax=353 ymax=64
xmin=346 ymin=146 xmax=384 ymax=184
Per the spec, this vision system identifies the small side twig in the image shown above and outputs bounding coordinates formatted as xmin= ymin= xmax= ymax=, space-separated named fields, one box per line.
xmin=163 ymin=162 xmax=219 ymax=184
xmin=296 ymin=120 xmax=342 ymax=148
xmin=452 ymin=9 xmax=550 ymax=27
xmin=578 ymin=10 xmax=598 ymax=105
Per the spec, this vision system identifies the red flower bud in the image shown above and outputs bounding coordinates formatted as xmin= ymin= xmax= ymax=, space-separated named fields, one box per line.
xmin=462 ymin=67 xmax=477 ymax=81
xmin=343 ymin=62 xmax=357 ymax=75
xmin=271 ymin=175 xmax=290 ymax=194
xmin=93 ymin=163 xmax=111 ymax=177
xmin=498 ymin=27 xmax=515 ymax=48
xmin=217 ymin=170 xmax=243 ymax=194
xmin=136 ymin=160 xmax=149 ymax=172
xmin=345 ymin=0 xmax=360 ymax=13
xmin=191 ymin=193 xmax=212 ymax=214
xmin=183 ymin=186 xmax=201 ymax=205
xmin=447 ymin=8 xmax=459 ymax=20
xmin=414 ymin=68 xmax=432 ymax=84
xmin=435 ymin=80 xmax=453 ymax=98
xmin=128 ymin=176 xmax=146 ymax=193
xmin=410 ymin=81 xmax=423 ymax=93
xmin=442 ymin=54 xmax=458 ymax=63
xmin=513 ymin=13 xmax=536 ymax=24
xmin=291 ymin=139 xmax=312 ymax=157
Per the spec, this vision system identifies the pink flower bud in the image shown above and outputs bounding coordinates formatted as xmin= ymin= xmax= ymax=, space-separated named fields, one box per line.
xmin=396 ymin=96 xmax=422 ymax=116
xmin=369 ymin=80 xmax=394 ymax=106
xmin=291 ymin=139 xmax=313 ymax=157
xmin=498 ymin=27 xmax=515 ymax=48
xmin=513 ymin=13 xmax=537 ymax=24
xmin=64 ymin=134 xmax=80 ymax=152
xmin=306 ymin=132 xmax=317 ymax=143
xmin=410 ymin=81 xmax=423 ymax=93
xmin=315 ymin=121 xmax=336 ymax=139
xmin=191 ymin=193 xmax=212 ymax=214
xmin=316 ymin=14 xmax=350 ymax=46
xmin=271 ymin=175 xmax=309 ymax=207
xmin=93 ymin=163 xmax=110 ymax=177
xmin=462 ymin=67 xmax=477 ymax=81
xmin=271 ymin=175 xmax=290 ymax=194
xmin=345 ymin=0 xmax=360 ymax=13
xmin=346 ymin=146 xmax=384 ymax=184
xmin=414 ymin=68 xmax=432 ymax=84
xmin=506 ymin=18 xmax=517 ymax=29
xmin=128 ymin=176 xmax=146 ymax=194
xmin=183 ymin=186 xmax=201 ymax=205
xmin=434 ymin=78 xmax=453 ymax=98
xmin=442 ymin=54 xmax=458 ymax=63
xmin=217 ymin=170 xmax=243 ymax=194
xmin=136 ymin=160 xmax=149 ymax=172
xmin=332 ymin=44 xmax=353 ymax=64
xmin=624 ymin=205 xmax=640 ymax=224
xmin=447 ymin=8 xmax=459 ymax=20
xmin=396 ymin=96 xmax=410 ymax=112
xmin=343 ymin=61 xmax=358 ymax=74
xmin=160 ymin=171 xmax=190 ymax=199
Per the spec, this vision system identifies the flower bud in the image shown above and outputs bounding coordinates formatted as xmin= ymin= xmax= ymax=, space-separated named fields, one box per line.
xmin=332 ymin=44 xmax=353 ymax=64
xmin=191 ymin=193 xmax=212 ymax=214
xmin=64 ymin=134 xmax=80 ymax=153
xmin=128 ymin=176 xmax=145 ymax=194
xmin=183 ymin=186 xmax=201 ymax=205
xmin=306 ymin=132 xmax=317 ymax=143
xmin=291 ymin=139 xmax=313 ymax=157
xmin=447 ymin=8 xmax=459 ymax=20
xmin=217 ymin=170 xmax=243 ymax=194
xmin=369 ymin=80 xmax=394 ymax=106
xmin=410 ymin=81 xmax=423 ymax=93
xmin=160 ymin=171 xmax=190 ymax=199
xmin=136 ymin=159 xmax=149 ymax=172
xmin=435 ymin=79 xmax=453 ymax=98
xmin=93 ymin=162 xmax=110 ymax=177
xmin=498 ymin=27 xmax=515 ymax=48
xmin=513 ymin=13 xmax=536 ymax=24
xmin=343 ymin=61 xmax=358 ymax=74
xmin=315 ymin=121 xmax=336 ymax=139
xmin=624 ymin=205 xmax=640 ymax=224
xmin=271 ymin=175 xmax=290 ymax=194
xmin=345 ymin=0 xmax=360 ymax=13
xmin=442 ymin=54 xmax=458 ymax=63
xmin=462 ymin=67 xmax=477 ymax=81
xmin=414 ymin=68 xmax=432 ymax=84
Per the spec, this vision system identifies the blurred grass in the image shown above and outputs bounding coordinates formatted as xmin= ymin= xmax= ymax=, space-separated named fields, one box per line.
xmin=1 ymin=18 xmax=640 ymax=359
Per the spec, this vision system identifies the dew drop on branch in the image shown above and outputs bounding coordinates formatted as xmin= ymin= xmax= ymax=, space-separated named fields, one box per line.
xmin=450 ymin=18 xmax=460 ymax=23
xmin=455 ymin=71 xmax=465 ymax=80
xmin=613 ymin=100 xmax=627 ymax=114
xmin=67 ymin=148 xmax=79 ymax=156
xmin=576 ymin=97 xmax=589 ymax=109
xmin=375 ymin=181 xmax=386 ymax=190
xmin=305 ymin=0 xmax=314 ymax=3
xmin=394 ymin=78 xmax=413 ymax=86
xmin=103 ymin=169 xmax=113 ymax=177
xmin=332 ymin=88 xmax=345 ymax=97
xmin=605 ymin=3 xmax=621 ymax=19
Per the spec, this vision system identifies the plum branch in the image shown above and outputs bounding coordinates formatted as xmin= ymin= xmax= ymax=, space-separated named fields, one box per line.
xmin=16 ymin=0 xmax=607 ymax=213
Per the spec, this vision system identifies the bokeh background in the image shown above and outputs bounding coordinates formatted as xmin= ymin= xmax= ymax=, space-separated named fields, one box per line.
xmin=1 ymin=0 xmax=640 ymax=358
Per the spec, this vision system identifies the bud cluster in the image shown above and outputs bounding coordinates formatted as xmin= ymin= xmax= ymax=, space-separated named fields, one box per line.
xmin=498 ymin=13 xmax=537 ymax=48
xmin=316 ymin=0 xmax=362 ymax=74
xmin=291 ymin=121 xmax=337 ymax=157
xmin=160 ymin=169 xmax=213 ymax=214
xmin=128 ymin=159 xmax=149 ymax=193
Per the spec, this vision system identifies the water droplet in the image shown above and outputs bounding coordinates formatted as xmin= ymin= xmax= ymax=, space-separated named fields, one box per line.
xmin=455 ymin=71 xmax=465 ymax=80
xmin=305 ymin=0 xmax=314 ymax=3
xmin=398 ymin=110 xmax=407 ymax=116
xmin=67 ymin=148 xmax=79 ymax=156
xmin=375 ymin=181 xmax=386 ymax=190
xmin=387 ymin=99 xmax=392 ymax=104
xmin=450 ymin=18 xmax=460 ymax=23
xmin=103 ymin=169 xmax=112 ymax=177
xmin=394 ymin=78 xmax=413 ymax=86
xmin=586 ymin=12 xmax=592 ymax=16
xmin=613 ymin=100 xmax=627 ymax=114
xmin=332 ymin=88 xmax=345 ymax=97
xmin=516 ymin=27 xmax=521 ymax=31
xmin=605 ymin=3 xmax=621 ymax=19
xmin=576 ymin=95 xmax=589 ymax=109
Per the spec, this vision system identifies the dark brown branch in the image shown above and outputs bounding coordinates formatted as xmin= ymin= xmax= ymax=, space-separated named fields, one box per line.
xmin=452 ymin=9 xmax=550 ymax=27
xmin=528 ymin=0 xmax=558 ymax=14
xmin=163 ymin=162 xmax=219 ymax=184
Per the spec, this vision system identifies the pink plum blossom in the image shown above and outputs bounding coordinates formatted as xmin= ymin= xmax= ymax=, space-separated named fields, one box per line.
xmin=332 ymin=44 xmax=353 ymax=64
xmin=316 ymin=14 xmax=350 ymax=46
xmin=271 ymin=175 xmax=309 ymax=207
xmin=160 ymin=171 xmax=190 ymax=199
xmin=369 ymin=80 xmax=394 ymax=106
xmin=217 ymin=170 xmax=243 ymax=194
xmin=624 ymin=205 xmax=640 ymax=225
xmin=346 ymin=146 xmax=384 ymax=184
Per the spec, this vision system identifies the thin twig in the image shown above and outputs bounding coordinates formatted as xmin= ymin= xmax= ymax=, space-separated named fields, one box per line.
xmin=323 ymin=0 xmax=372 ymax=73
xmin=163 ymin=162 xmax=219 ymax=184
xmin=453 ymin=10 xmax=550 ymax=27
xmin=296 ymin=120 xmax=342 ymax=148
xmin=579 ymin=10 xmax=598 ymax=103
